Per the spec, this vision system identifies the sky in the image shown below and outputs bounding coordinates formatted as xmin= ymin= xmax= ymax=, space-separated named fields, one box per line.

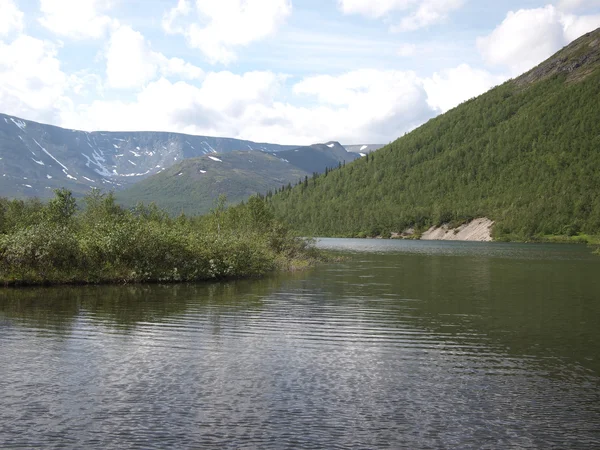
xmin=0 ymin=0 xmax=599 ymax=145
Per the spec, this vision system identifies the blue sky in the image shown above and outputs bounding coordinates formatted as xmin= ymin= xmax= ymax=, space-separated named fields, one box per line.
xmin=0 ymin=0 xmax=599 ymax=144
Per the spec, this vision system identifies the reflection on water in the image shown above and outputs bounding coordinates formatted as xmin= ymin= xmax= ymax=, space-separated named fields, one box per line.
xmin=1 ymin=240 xmax=599 ymax=449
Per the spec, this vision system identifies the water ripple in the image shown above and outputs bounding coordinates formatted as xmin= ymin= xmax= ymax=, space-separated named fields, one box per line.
xmin=1 ymin=242 xmax=600 ymax=449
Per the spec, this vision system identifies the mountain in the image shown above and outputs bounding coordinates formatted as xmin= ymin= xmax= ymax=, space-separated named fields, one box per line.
xmin=0 ymin=113 xmax=298 ymax=199
xmin=117 ymin=142 xmax=359 ymax=216
xmin=275 ymin=142 xmax=359 ymax=174
xmin=343 ymin=144 xmax=386 ymax=155
xmin=268 ymin=28 xmax=600 ymax=240
xmin=117 ymin=151 xmax=307 ymax=216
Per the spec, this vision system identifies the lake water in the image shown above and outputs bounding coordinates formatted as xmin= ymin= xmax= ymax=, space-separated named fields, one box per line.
xmin=1 ymin=239 xmax=599 ymax=449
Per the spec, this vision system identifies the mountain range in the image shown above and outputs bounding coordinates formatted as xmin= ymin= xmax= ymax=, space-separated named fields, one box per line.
xmin=117 ymin=143 xmax=357 ymax=216
xmin=0 ymin=113 xmax=364 ymax=208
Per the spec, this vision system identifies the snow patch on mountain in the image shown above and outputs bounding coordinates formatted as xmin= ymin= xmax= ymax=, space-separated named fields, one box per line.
xmin=10 ymin=118 xmax=26 ymax=131
xmin=202 ymin=141 xmax=216 ymax=153
xmin=33 ymin=139 xmax=69 ymax=171
xmin=81 ymin=152 xmax=111 ymax=177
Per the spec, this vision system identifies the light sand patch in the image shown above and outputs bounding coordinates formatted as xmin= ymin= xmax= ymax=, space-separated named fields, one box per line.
xmin=421 ymin=218 xmax=494 ymax=242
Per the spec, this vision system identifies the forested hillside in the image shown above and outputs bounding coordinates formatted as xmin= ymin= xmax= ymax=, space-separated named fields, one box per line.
xmin=269 ymin=29 xmax=600 ymax=240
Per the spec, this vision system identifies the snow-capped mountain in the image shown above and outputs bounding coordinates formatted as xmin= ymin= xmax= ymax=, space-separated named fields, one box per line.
xmin=0 ymin=113 xmax=298 ymax=198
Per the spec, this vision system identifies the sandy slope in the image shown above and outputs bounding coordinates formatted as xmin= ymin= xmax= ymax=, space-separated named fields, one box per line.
xmin=421 ymin=218 xmax=494 ymax=242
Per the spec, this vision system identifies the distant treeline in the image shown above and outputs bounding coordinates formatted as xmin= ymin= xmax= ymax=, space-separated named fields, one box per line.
xmin=268 ymin=69 xmax=600 ymax=241
xmin=0 ymin=189 xmax=320 ymax=286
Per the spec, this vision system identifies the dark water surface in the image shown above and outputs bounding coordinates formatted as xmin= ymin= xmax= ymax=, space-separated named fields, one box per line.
xmin=1 ymin=239 xmax=599 ymax=449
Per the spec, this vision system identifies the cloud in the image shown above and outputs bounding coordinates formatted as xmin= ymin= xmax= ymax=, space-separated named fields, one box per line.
xmin=4 ymin=55 xmax=503 ymax=145
xmin=292 ymin=69 xmax=435 ymax=142
xmin=391 ymin=0 xmax=466 ymax=32
xmin=38 ymin=0 xmax=115 ymax=39
xmin=105 ymin=25 xmax=204 ymax=89
xmin=561 ymin=12 xmax=600 ymax=41
xmin=337 ymin=0 xmax=465 ymax=31
xmin=162 ymin=0 xmax=192 ymax=34
xmin=68 ymin=69 xmax=440 ymax=144
xmin=67 ymin=72 xmax=283 ymax=135
xmin=162 ymin=0 xmax=292 ymax=64
xmin=0 ymin=35 xmax=71 ymax=124
xmin=0 ymin=0 xmax=23 ymax=36
xmin=557 ymin=0 xmax=600 ymax=12
xmin=423 ymin=64 xmax=507 ymax=113
xmin=477 ymin=5 xmax=600 ymax=74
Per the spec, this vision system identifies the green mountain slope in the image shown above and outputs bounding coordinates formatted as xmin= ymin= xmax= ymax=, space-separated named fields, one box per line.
xmin=269 ymin=29 xmax=600 ymax=239
xmin=117 ymin=151 xmax=308 ymax=216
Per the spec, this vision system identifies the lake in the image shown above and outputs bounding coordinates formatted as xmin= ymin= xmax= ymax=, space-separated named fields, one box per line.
xmin=1 ymin=239 xmax=599 ymax=449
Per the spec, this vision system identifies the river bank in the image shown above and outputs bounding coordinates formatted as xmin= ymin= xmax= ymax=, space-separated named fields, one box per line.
xmin=356 ymin=218 xmax=599 ymax=253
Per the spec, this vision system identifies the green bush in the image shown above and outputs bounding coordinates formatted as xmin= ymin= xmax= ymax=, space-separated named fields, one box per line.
xmin=0 ymin=189 xmax=320 ymax=286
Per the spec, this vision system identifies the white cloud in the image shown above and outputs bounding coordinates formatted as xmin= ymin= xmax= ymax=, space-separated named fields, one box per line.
xmin=69 ymin=72 xmax=288 ymax=138
xmin=68 ymin=71 xmax=104 ymax=97
xmin=162 ymin=0 xmax=192 ymax=34
xmin=561 ymin=13 xmax=600 ymax=41
xmin=106 ymin=25 xmax=204 ymax=89
xmin=39 ymin=0 xmax=115 ymax=39
xmin=0 ymin=35 xmax=72 ymax=124
xmin=12 ymin=56 xmax=507 ymax=145
xmin=163 ymin=0 xmax=292 ymax=64
xmin=0 ymin=0 xmax=23 ymax=36
xmin=292 ymin=70 xmax=434 ymax=142
xmin=67 ymin=69 xmax=438 ymax=144
xmin=424 ymin=64 xmax=507 ymax=113
xmin=477 ymin=5 xmax=600 ymax=74
xmin=391 ymin=0 xmax=466 ymax=32
xmin=338 ymin=0 xmax=465 ymax=31
xmin=159 ymin=56 xmax=205 ymax=80
xmin=557 ymin=0 xmax=600 ymax=12
xmin=106 ymin=26 xmax=157 ymax=89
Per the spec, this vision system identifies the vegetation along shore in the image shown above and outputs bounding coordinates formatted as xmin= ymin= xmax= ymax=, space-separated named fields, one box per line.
xmin=0 ymin=189 xmax=322 ymax=286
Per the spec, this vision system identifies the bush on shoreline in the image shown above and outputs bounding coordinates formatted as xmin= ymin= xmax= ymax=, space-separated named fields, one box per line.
xmin=0 ymin=189 xmax=321 ymax=286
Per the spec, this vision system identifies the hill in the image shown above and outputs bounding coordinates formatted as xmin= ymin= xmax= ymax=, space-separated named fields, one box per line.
xmin=0 ymin=113 xmax=298 ymax=199
xmin=268 ymin=28 xmax=600 ymax=240
xmin=117 ymin=141 xmax=359 ymax=216
xmin=117 ymin=151 xmax=306 ymax=216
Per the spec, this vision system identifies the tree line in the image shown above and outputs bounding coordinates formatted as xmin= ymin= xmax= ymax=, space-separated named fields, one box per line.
xmin=0 ymin=189 xmax=320 ymax=285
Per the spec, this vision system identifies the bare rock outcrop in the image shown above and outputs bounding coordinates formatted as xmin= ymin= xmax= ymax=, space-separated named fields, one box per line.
xmin=421 ymin=218 xmax=494 ymax=242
